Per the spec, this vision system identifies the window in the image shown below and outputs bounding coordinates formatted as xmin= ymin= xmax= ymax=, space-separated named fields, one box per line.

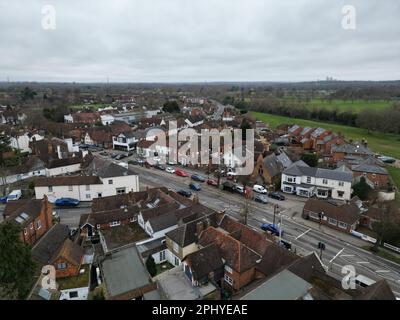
xmin=69 ymin=291 xmax=78 ymax=299
xmin=108 ymin=179 xmax=113 ymax=185
xmin=337 ymin=191 xmax=345 ymax=198
xmin=68 ymin=185 xmax=73 ymax=191
xmin=86 ymin=194 xmax=91 ymax=199
xmin=306 ymin=177 xmax=311 ymax=184
xmin=328 ymin=218 xmax=337 ymax=225
xmin=338 ymin=181 xmax=344 ymax=187
xmin=224 ymin=274 xmax=234 ymax=286
xmin=57 ymin=263 xmax=67 ymax=270
xmin=86 ymin=185 xmax=90 ymax=191
xmin=173 ymin=242 xmax=179 ymax=253
xmin=225 ymin=265 xmax=233 ymax=274
xmin=36 ymin=220 xmax=42 ymax=230
xmin=174 ymin=257 xmax=180 ymax=266
xmin=48 ymin=186 xmax=53 ymax=192
xmin=97 ymin=193 xmax=102 ymax=198
xmin=109 ymin=221 xmax=121 ymax=227
xmin=287 ymin=176 xmax=294 ymax=183
xmin=159 ymin=251 xmax=166 ymax=261
xmin=96 ymin=224 xmax=101 ymax=229
xmin=338 ymin=222 xmax=347 ymax=229
xmin=322 ymin=179 xmax=328 ymax=185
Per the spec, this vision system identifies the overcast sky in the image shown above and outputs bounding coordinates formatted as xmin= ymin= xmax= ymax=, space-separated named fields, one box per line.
xmin=0 ymin=0 xmax=399 ymax=82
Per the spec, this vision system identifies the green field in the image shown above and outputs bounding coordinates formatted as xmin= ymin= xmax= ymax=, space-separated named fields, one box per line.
xmin=387 ymin=167 xmax=400 ymax=200
xmin=252 ymin=112 xmax=400 ymax=159
xmin=283 ymin=98 xmax=392 ymax=113
xmin=70 ymin=103 xmax=110 ymax=110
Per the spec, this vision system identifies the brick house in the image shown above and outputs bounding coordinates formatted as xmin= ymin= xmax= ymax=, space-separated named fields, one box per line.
xmin=302 ymin=198 xmax=360 ymax=233
xmin=351 ymin=161 xmax=389 ymax=189
xmin=3 ymin=197 xmax=53 ymax=246
xmin=32 ymin=223 xmax=84 ymax=278
xmin=251 ymin=152 xmax=284 ymax=186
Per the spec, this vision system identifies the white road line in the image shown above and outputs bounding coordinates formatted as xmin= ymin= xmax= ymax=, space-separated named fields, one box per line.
xmin=295 ymin=228 xmax=311 ymax=240
xmin=357 ymin=261 xmax=370 ymax=264
xmin=376 ymin=270 xmax=391 ymax=273
xmin=340 ymin=254 xmax=355 ymax=257
xmin=330 ymin=248 xmax=345 ymax=263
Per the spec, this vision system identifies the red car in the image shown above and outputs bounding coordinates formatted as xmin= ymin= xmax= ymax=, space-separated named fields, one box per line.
xmin=175 ymin=168 xmax=189 ymax=177
xmin=206 ymin=179 xmax=218 ymax=186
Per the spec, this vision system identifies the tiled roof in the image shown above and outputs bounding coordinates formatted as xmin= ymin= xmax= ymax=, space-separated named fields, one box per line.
xmin=35 ymin=175 xmax=102 ymax=187
xmin=284 ymin=161 xmax=353 ymax=182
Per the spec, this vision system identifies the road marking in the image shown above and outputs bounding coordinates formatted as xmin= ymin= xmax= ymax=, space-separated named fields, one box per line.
xmin=330 ymin=248 xmax=345 ymax=263
xmin=295 ymin=228 xmax=311 ymax=240
xmin=375 ymin=270 xmax=391 ymax=273
xmin=357 ymin=261 xmax=370 ymax=264
xmin=340 ymin=254 xmax=355 ymax=257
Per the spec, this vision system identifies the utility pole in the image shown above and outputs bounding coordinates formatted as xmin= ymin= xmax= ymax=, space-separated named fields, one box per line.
xmin=278 ymin=214 xmax=283 ymax=243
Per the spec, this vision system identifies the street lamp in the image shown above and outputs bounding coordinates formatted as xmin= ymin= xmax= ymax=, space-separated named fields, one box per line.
xmin=273 ymin=204 xmax=279 ymax=225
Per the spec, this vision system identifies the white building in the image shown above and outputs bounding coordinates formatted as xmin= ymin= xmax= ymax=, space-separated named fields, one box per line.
xmin=10 ymin=133 xmax=44 ymax=153
xmin=281 ymin=160 xmax=352 ymax=201
xmin=112 ymin=131 xmax=137 ymax=151
xmin=100 ymin=114 xmax=114 ymax=126
xmin=35 ymin=162 xmax=140 ymax=201
xmin=64 ymin=114 xmax=74 ymax=123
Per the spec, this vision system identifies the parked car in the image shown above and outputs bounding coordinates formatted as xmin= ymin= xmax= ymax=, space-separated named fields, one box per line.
xmin=7 ymin=190 xmax=22 ymax=201
xmin=222 ymin=181 xmax=236 ymax=192
xmin=145 ymin=160 xmax=153 ymax=168
xmin=137 ymin=159 xmax=145 ymax=165
xmin=0 ymin=195 xmax=8 ymax=204
xmin=254 ymin=194 xmax=268 ymax=204
xmin=191 ymin=174 xmax=206 ymax=182
xmin=269 ymin=192 xmax=286 ymax=201
xmin=177 ymin=189 xmax=192 ymax=198
xmin=110 ymin=153 xmax=118 ymax=159
xmin=155 ymin=164 xmax=166 ymax=171
xmin=55 ymin=198 xmax=80 ymax=207
xmin=166 ymin=167 xmax=175 ymax=174
xmin=260 ymin=223 xmax=283 ymax=236
xmin=227 ymin=172 xmax=237 ymax=181
xmin=233 ymin=185 xmax=244 ymax=195
xmin=99 ymin=151 xmax=109 ymax=157
xmin=189 ymin=183 xmax=202 ymax=191
xmin=253 ymin=184 xmax=267 ymax=194
xmin=206 ymin=179 xmax=218 ymax=186
xmin=115 ymin=154 xmax=126 ymax=160
xmin=278 ymin=239 xmax=292 ymax=250
xmin=128 ymin=159 xmax=138 ymax=165
xmin=175 ymin=169 xmax=189 ymax=177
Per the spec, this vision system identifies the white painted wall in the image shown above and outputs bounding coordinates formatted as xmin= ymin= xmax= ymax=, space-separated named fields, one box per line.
xmin=45 ymin=163 xmax=82 ymax=177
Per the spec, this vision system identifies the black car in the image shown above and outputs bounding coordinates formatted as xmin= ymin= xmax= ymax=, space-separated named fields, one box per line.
xmin=110 ymin=153 xmax=119 ymax=159
xmin=191 ymin=174 xmax=206 ymax=182
xmin=269 ymin=192 xmax=286 ymax=201
xmin=128 ymin=159 xmax=139 ymax=165
xmin=115 ymin=154 xmax=127 ymax=160
xmin=155 ymin=164 xmax=166 ymax=171
xmin=177 ymin=190 xmax=192 ymax=198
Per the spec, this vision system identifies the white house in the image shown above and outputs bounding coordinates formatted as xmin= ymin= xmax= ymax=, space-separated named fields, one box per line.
xmin=112 ymin=131 xmax=137 ymax=151
xmin=35 ymin=162 xmax=140 ymax=201
xmin=10 ymin=133 xmax=44 ymax=153
xmin=281 ymin=160 xmax=353 ymax=201
xmin=100 ymin=114 xmax=114 ymax=126
xmin=64 ymin=114 xmax=74 ymax=123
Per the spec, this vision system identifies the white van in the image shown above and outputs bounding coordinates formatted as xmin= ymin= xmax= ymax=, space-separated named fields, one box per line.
xmin=354 ymin=275 xmax=376 ymax=288
xmin=253 ymin=185 xmax=267 ymax=194
xmin=7 ymin=190 xmax=22 ymax=201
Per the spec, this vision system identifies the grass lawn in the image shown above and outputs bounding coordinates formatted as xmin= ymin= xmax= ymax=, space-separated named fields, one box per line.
xmin=57 ymin=264 xmax=90 ymax=290
xmin=155 ymin=261 xmax=175 ymax=275
xmin=252 ymin=112 xmax=400 ymax=159
xmin=69 ymin=103 xmax=110 ymax=110
xmin=287 ymin=98 xmax=392 ymax=113
xmin=387 ymin=167 xmax=400 ymax=201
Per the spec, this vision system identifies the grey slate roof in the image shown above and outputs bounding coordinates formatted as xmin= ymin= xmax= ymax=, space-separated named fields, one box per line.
xmin=263 ymin=153 xmax=284 ymax=178
xmin=351 ymin=163 xmax=388 ymax=175
xmin=332 ymin=142 xmax=373 ymax=155
xmin=101 ymin=246 xmax=151 ymax=298
xmin=284 ymin=161 xmax=353 ymax=182
xmin=276 ymin=152 xmax=293 ymax=169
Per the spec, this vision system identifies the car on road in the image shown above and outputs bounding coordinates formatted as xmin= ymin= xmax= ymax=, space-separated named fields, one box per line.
xmin=233 ymin=185 xmax=244 ymax=195
xmin=166 ymin=167 xmax=175 ymax=174
xmin=115 ymin=154 xmax=127 ymax=160
xmin=253 ymin=184 xmax=267 ymax=194
xmin=137 ymin=159 xmax=145 ymax=165
xmin=155 ymin=164 xmax=166 ymax=171
xmin=222 ymin=181 xmax=236 ymax=192
xmin=99 ymin=151 xmax=109 ymax=157
xmin=0 ymin=195 xmax=8 ymax=203
xmin=177 ymin=190 xmax=192 ymax=198
xmin=145 ymin=160 xmax=154 ymax=168
xmin=110 ymin=153 xmax=118 ymax=159
xmin=191 ymin=174 xmax=206 ymax=182
xmin=260 ymin=223 xmax=283 ymax=236
xmin=189 ymin=183 xmax=202 ymax=191
xmin=128 ymin=159 xmax=138 ymax=165
xmin=254 ymin=194 xmax=268 ymax=204
xmin=55 ymin=198 xmax=80 ymax=207
xmin=7 ymin=190 xmax=22 ymax=201
xmin=175 ymin=168 xmax=189 ymax=177
xmin=206 ymin=179 xmax=218 ymax=186
xmin=268 ymin=192 xmax=285 ymax=201
xmin=278 ymin=239 xmax=292 ymax=250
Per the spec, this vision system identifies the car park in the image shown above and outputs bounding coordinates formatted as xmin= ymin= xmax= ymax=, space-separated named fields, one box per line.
xmin=253 ymin=184 xmax=267 ymax=194
xmin=260 ymin=223 xmax=283 ymax=236
xmin=206 ymin=179 xmax=218 ymax=186
xmin=254 ymin=194 xmax=268 ymax=204
xmin=191 ymin=174 xmax=206 ymax=182
xmin=177 ymin=190 xmax=192 ymax=198
xmin=55 ymin=198 xmax=80 ymax=207
xmin=189 ymin=183 xmax=202 ymax=191
xmin=269 ymin=192 xmax=285 ymax=201
xmin=166 ymin=167 xmax=175 ymax=174
xmin=175 ymin=169 xmax=189 ymax=177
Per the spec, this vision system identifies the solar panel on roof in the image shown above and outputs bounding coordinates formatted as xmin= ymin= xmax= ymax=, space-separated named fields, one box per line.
xmin=15 ymin=217 xmax=24 ymax=224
